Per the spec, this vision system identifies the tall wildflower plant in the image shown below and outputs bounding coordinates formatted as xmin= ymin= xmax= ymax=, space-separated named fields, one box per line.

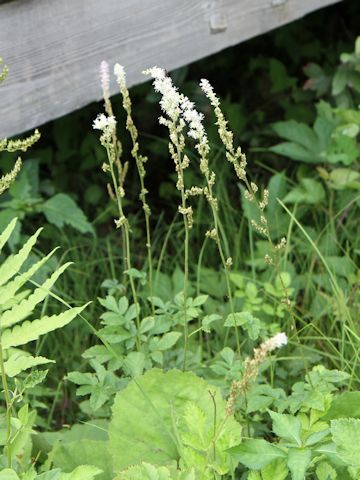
xmin=114 ymin=64 xmax=155 ymax=316
xmin=144 ymin=68 xmax=243 ymax=358
xmin=200 ymin=80 xmax=297 ymax=334
xmin=94 ymin=64 xmax=290 ymax=368
xmin=94 ymin=65 xmax=142 ymax=351
xmin=143 ymin=68 xmax=194 ymax=368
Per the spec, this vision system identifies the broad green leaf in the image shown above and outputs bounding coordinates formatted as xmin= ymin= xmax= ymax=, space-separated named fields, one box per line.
xmin=332 ymin=67 xmax=348 ymax=96
xmin=225 ymin=312 xmax=260 ymax=340
xmin=272 ymin=120 xmax=317 ymax=149
xmin=0 ymin=470 xmax=20 ymax=480
xmin=261 ymin=458 xmax=288 ymax=480
xmin=269 ymin=59 xmax=296 ymax=93
xmin=0 ymin=217 xmax=17 ymax=253
xmin=115 ymin=462 xmax=195 ymax=480
xmin=287 ymin=448 xmax=312 ymax=480
xmin=123 ymin=352 xmax=146 ymax=377
xmin=284 ymin=178 xmax=325 ymax=205
xmin=109 ymin=369 xmax=241 ymax=471
xmin=328 ymin=168 xmax=360 ymax=190
xmin=155 ymin=332 xmax=182 ymax=351
xmin=0 ymin=227 xmax=42 ymax=287
xmin=60 ymin=465 xmax=102 ymax=480
xmin=331 ymin=418 xmax=360 ymax=466
xmin=269 ymin=142 xmax=318 ymax=163
xmin=2 ymin=303 xmax=90 ymax=349
xmin=50 ymin=440 xmax=113 ymax=480
xmin=42 ymin=193 xmax=94 ymax=234
xmin=228 ymin=439 xmax=286 ymax=469
xmin=248 ymin=472 xmax=261 ymax=480
xmin=4 ymin=352 xmax=54 ymax=377
xmin=316 ymin=461 xmax=337 ymax=480
xmin=325 ymin=392 xmax=360 ymax=420
xmin=0 ymin=262 xmax=71 ymax=329
xmin=269 ymin=410 xmax=302 ymax=446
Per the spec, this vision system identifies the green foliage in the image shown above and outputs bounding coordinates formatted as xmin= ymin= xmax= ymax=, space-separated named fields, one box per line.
xmin=0 ymin=218 xmax=89 ymax=376
xmin=0 ymin=161 xmax=94 ymax=247
xmin=109 ymin=369 xmax=241 ymax=478
xmin=2 ymin=5 xmax=360 ymax=479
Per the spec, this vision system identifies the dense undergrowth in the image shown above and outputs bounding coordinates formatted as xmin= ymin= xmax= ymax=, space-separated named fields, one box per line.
xmin=0 ymin=2 xmax=359 ymax=479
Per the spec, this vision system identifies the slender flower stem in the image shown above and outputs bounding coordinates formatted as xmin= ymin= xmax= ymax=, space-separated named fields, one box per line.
xmin=175 ymin=142 xmax=190 ymax=371
xmin=115 ymin=64 xmax=155 ymax=317
xmin=0 ymin=339 xmax=12 ymax=467
xmin=106 ymin=146 xmax=141 ymax=351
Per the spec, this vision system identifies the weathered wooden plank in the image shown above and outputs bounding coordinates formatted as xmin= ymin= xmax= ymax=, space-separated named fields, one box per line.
xmin=0 ymin=0 xmax=341 ymax=138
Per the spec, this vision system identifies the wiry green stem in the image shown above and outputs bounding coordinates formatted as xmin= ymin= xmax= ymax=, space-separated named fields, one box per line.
xmin=106 ymin=146 xmax=141 ymax=351
xmin=0 ymin=338 xmax=12 ymax=467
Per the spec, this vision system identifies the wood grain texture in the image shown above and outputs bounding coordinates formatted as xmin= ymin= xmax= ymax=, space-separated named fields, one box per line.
xmin=0 ymin=0 xmax=341 ymax=138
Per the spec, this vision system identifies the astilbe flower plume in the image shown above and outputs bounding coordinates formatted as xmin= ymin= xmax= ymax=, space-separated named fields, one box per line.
xmin=226 ymin=332 xmax=288 ymax=416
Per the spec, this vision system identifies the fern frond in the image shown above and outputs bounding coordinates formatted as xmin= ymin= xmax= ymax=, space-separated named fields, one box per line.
xmin=0 ymin=227 xmax=42 ymax=287
xmin=2 ymin=290 xmax=31 ymax=313
xmin=0 ymin=262 xmax=72 ymax=329
xmin=0 ymin=217 xmax=17 ymax=253
xmin=2 ymin=303 xmax=90 ymax=349
xmin=4 ymin=352 xmax=54 ymax=377
xmin=0 ymin=247 xmax=59 ymax=306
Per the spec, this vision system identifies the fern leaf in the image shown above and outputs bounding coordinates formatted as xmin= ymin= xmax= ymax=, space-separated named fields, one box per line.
xmin=1 ymin=302 xmax=90 ymax=349
xmin=0 ymin=227 xmax=42 ymax=287
xmin=2 ymin=289 xmax=30 ymax=312
xmin=4 ymin=352 xmax=54 ymax=377
xmin=0 ymin=262 xmax=72 ymax=329
xmin=0 ymin=247 xmax=59 ymax=305
xmin=0 ymin=217 xmax=17 ymax=253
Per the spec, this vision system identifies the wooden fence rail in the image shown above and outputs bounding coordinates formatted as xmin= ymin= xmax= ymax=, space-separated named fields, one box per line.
xmin=0 ymin=0 xmax=340 ymax=138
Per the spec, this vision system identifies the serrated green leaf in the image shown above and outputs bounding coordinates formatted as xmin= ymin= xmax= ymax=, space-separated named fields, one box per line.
xmin=0 ymin=217 xmax=17 ymax=253
xmin=109 ymin=369 xmax=241 ymax=472
xmin=284 ymin=178 xmax=325 ymax=205
xmin=115 ymin=463 xmax=195 ymax=480
xmin=261 ymin=458 xmax=288 ymax=480
xmin=42 ymin=193 xmax=94 ymax=234
xmin=272 ymin=120 xmax=318 ymax=149
xmin=269 ymin=142 xmax=318 ymax=163
xmin=269 ymin=410 xmax=302 ymax=446
xmin=2 ymin=303 xmax=90 ymax=349
xmin=287 ymin=448 xmax=312 ymax=480
xmin=60 ymin=465 xmax=102 ymax=480
xmin=325 ymin=392 xmax=360 ymax=420
xmin=0 ymin=247 xmax=59 ymax=306
xmin=0 ymin=469 xmax=20 ymax=480
xmin=156 ymin=332 xmax=182 ymax=351
xmin=228 ymin=439 xmax=286 ymax=469
xmin=0 ymin=227 xmax=42 ymax=287
xmin=0 ymin=468 xmax=19 ymax=480
xmin=331 ymin=418 xmax=360 ymax=466
xmin=316 ymin=461 xmax=337 ymax=480
xmin=50 ymin=440 xmax=113 ymax=480
xmin=123 ymin=352 xmax=146 ymax=377
xmin=4 ymin=352 xmax=54 ymax=377
xmin=0 ymin=262 xmax=72 ymax=329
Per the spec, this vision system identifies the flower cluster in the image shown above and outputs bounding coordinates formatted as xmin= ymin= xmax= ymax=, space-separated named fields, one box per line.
xmin=93 ymin=113 xmax=116 ymax=131
xmin=0 ymin=157 xmax=22 ymax=195
xmin=226 ymin=332 xmax=288 ymax=415
xmin=143 ymin=67 xmax=182 ymax=122
xmin=0 ymin=129 xmax=40 ymax=153
xmin=93 ymin=113 xmax=117 ymax=145
xmin=100 ymin=60 xmax=110 ymax=102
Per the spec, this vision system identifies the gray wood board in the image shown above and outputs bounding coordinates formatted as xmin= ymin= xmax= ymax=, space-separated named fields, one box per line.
xmin=1 ymin=0 xmax=340 ymax=138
